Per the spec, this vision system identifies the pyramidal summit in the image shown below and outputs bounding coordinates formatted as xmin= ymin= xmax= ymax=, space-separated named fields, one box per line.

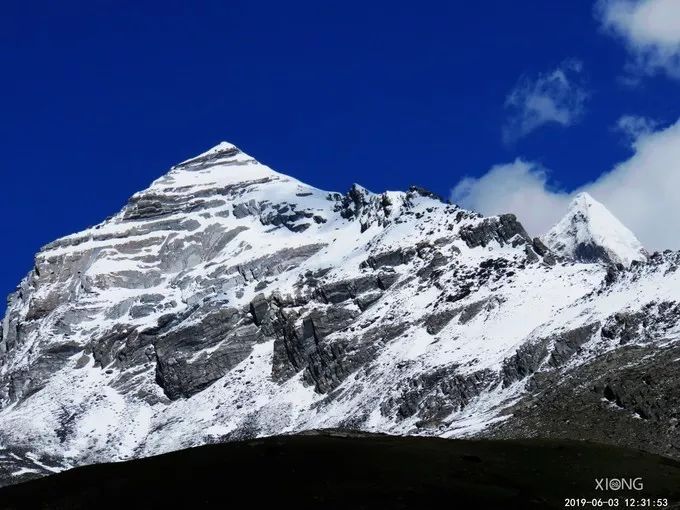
xmin=0 ymin=143 xmax=678 ymax=487
xmin=542 ymin=192 xmax=648 ymax=268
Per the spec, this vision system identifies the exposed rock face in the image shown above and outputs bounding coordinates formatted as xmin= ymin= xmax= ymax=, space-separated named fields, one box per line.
xmin=488 ymin=342 xmax=680 ymax=460
xmin=0 ymin=142 xmax=678 ymax=487
xmin=459 ymin=214 xmax=530 ymax=249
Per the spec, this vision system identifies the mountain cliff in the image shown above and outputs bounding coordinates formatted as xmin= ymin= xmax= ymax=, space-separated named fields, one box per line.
xmin=1 ymin=143 xmax=678 ymax=486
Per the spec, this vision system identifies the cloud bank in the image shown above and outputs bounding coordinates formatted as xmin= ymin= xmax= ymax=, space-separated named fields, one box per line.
xmin=596 ymin=0 xmax=680 ymax=79
xmin=503 ymin=60 xmax=588 ymax=143
xmin=452 ymin=118 xmax=680 ymax=250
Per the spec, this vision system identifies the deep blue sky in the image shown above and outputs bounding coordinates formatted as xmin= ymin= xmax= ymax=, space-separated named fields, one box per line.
xmin=2 ymin=1 xmax=679 ymax=311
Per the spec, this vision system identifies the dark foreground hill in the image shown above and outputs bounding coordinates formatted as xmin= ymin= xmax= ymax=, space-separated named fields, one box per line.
xmin=1 ymin=432 xmax=679 ymax=510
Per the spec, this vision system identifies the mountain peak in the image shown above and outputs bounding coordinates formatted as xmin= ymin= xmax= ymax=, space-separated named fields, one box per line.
xmin=150 ymin=141 xmax=283 ymax=192
xmin=2 ymin=141 xmax=680 ymax=487
xmin=542 ymin=192 xmax=647 ymax=267
xmin=200 ymin=140 xmax=240 ymax=156
xmin=571 ymin=191 xmax=597 ymax=208
xmin=175 ymin=141 xmax=243 ymax=167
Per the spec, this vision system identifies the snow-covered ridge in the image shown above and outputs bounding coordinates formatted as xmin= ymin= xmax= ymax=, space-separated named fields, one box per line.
xmin=0 ymin=143 xmax=678 ymax=486
xmin=542 ymin=192 xmax=648 ymax=267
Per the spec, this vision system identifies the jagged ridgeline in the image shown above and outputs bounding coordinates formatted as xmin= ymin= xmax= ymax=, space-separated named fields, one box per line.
xmin=1 ymin=142 xmax=679 ymax=486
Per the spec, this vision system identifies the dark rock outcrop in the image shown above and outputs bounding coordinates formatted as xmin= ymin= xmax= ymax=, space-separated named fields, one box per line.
xmin=460 ymin=214 xmax=531 ymax=249
xmin=489 ymin=344 xmax=680 ymax=460
xmin=381 ymin=366 xmax=495 ymax=426
xmin=154 ymin=307 xmax=265 ymax=399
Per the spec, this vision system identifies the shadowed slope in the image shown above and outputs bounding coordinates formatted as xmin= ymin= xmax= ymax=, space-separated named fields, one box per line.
xmin=1 ymin=432 xmax=679 ymax=510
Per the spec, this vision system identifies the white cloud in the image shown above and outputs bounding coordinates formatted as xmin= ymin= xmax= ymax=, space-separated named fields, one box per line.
xmin=596 ymin=0 xmax=680 ymax=79
xmin=503 ymin=60 xmax=588 ymax=144
xmin=452 ymin=118 xmax=680 ymax=250
xmin=451 ymin=160 xmax=570 ymax=236
xmin=615 ymin=114 xmax=659 ymax=141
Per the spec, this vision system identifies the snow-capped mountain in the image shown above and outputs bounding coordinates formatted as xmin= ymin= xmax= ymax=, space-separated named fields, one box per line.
xmin=1 ymin=143 xmax=679 ymax=485
xmin=542 ymin=192 xmax=648 ymax=267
